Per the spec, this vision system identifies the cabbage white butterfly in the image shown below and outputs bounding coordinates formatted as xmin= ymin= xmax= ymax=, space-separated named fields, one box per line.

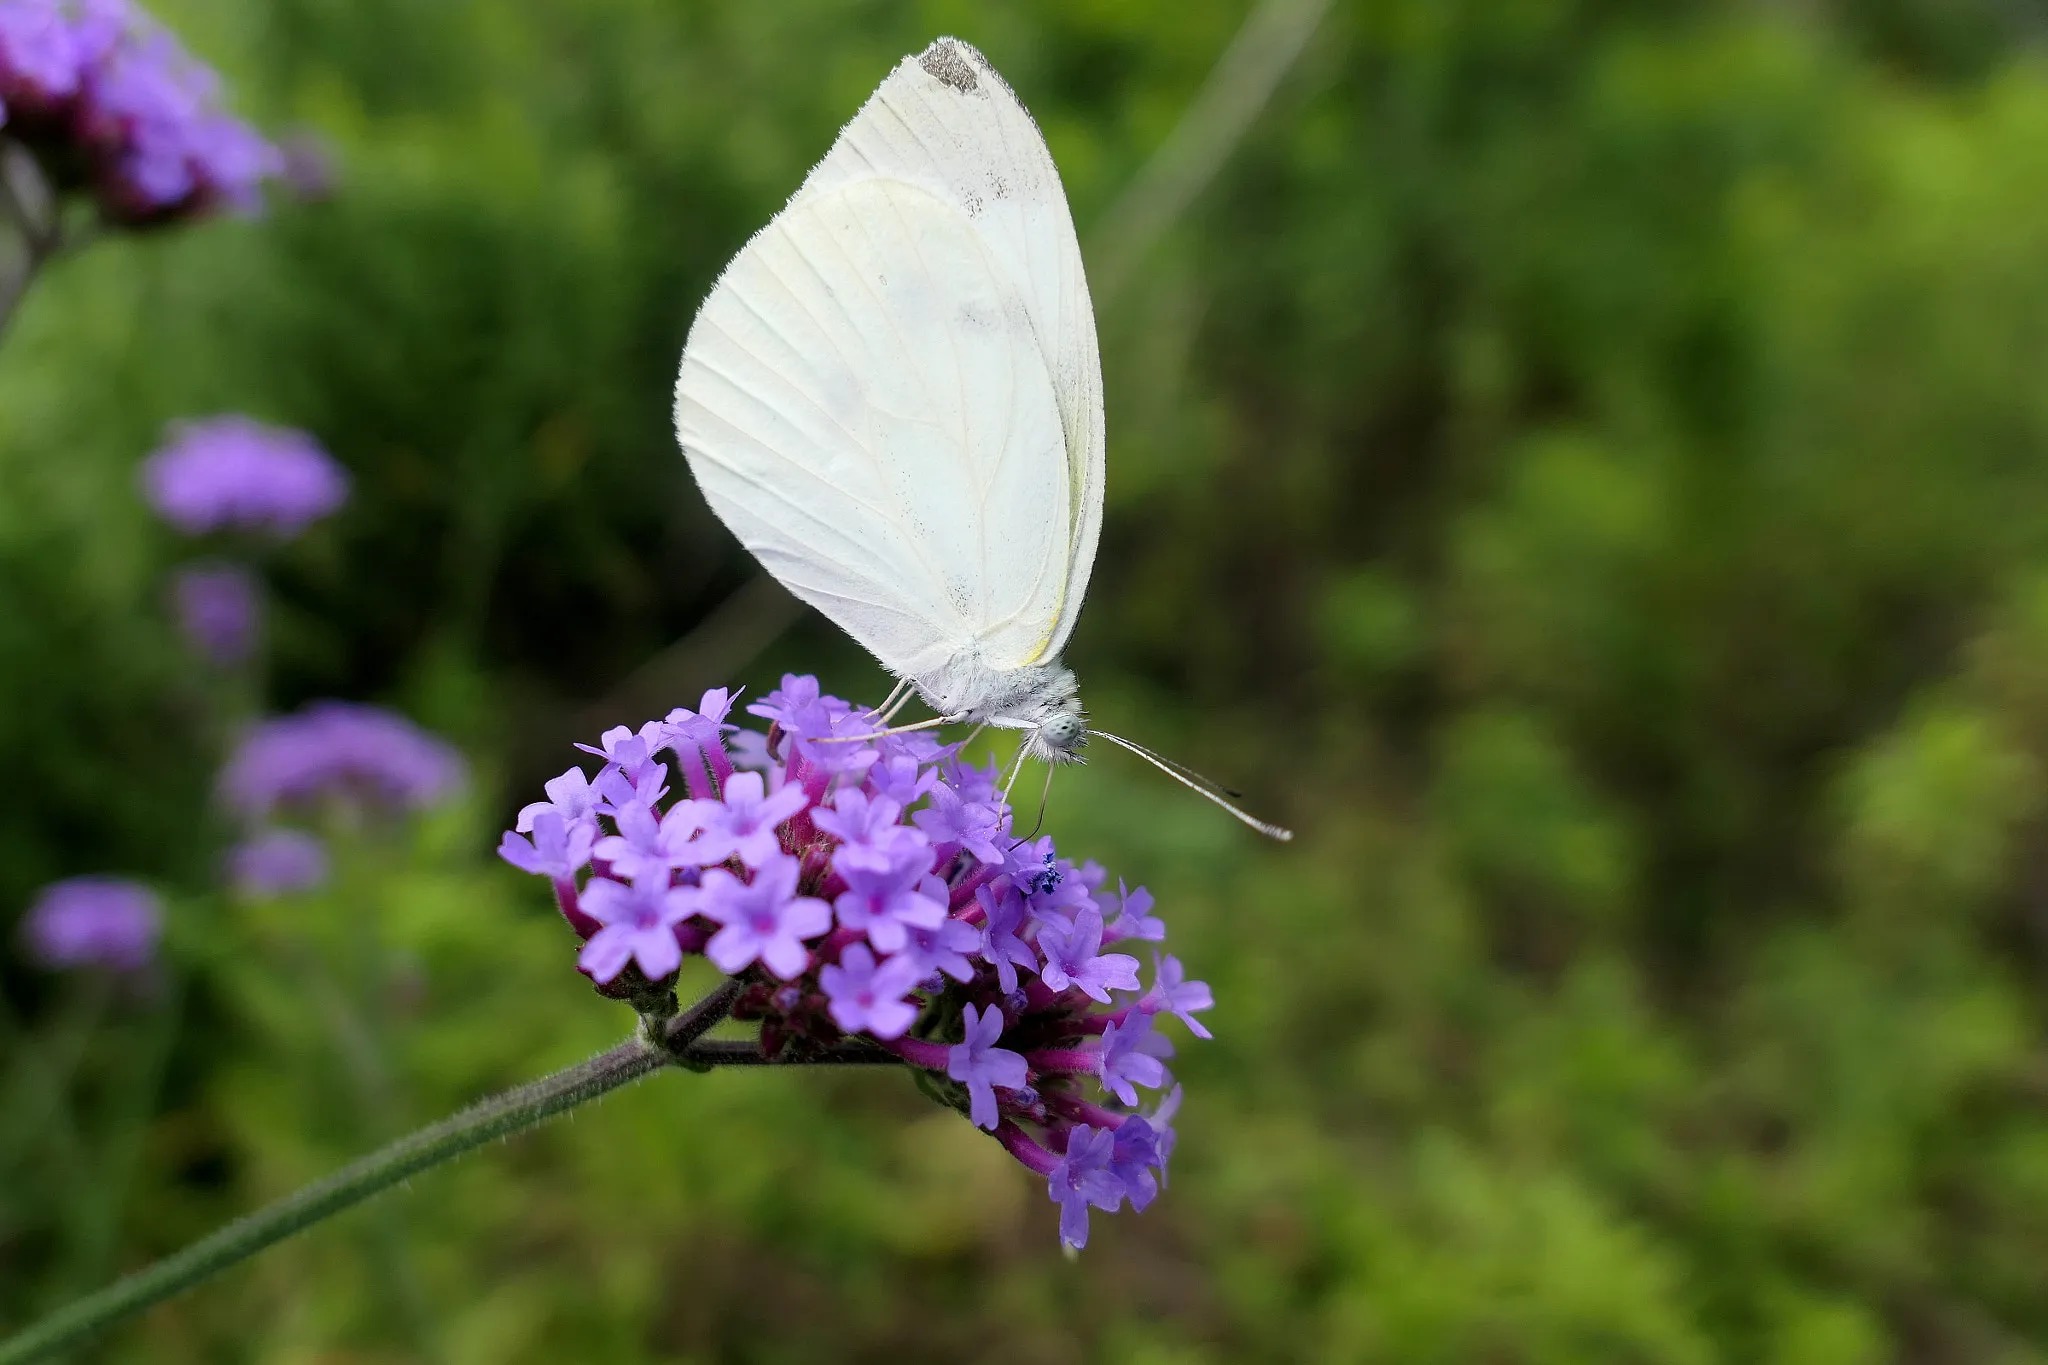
xmin=674 ymin=37 xmax=1289 ymax=840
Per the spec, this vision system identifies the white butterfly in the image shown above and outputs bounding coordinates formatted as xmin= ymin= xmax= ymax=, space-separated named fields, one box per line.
xmin=674 ymin=37 xmax=1288 ymax=840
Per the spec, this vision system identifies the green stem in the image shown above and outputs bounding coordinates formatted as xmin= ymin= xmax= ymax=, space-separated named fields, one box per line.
xmin=0 ymin=978 xmax=743 ymax=1364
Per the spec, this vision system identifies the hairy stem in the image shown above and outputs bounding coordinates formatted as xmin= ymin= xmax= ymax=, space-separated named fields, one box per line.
xmin=0 ymin=978 xmax=742 ymax=1365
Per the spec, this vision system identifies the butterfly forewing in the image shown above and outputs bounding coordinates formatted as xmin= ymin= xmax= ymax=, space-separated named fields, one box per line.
xmin=675 ymin=38 xmax=1104 ymax=683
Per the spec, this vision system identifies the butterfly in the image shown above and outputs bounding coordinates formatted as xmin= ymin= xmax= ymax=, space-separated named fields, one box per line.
xmin=674 ymin=37 xmax=1288 ymax=840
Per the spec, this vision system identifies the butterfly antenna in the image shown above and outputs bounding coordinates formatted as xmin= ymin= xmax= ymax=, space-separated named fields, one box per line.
xmin=1092 ymin=729 xmax=1294 ymax=841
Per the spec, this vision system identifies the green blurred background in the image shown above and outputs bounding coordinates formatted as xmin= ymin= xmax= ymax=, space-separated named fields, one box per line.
xmin=15 ymin=0 xmax=2048 ymax=1359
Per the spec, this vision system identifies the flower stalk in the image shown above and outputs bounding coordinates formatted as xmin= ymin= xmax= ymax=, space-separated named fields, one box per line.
xmin=0 ymin=978 xmax=754 ymax=1365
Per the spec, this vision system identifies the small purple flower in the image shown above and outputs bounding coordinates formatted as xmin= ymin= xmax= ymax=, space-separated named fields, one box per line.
xmin=498 ymin=808 xmax=597 ymax=883
xmin=912 ymin=782 xmax=1010 ymax=865
xmin=794 ymin=708 xmax=883 ymax=777
xmin=746 ymin=673 xmax=841 ymax=734
xmin=811 ymin=788 xmax=905 ymax=850
xmin=974 ymin=881 xmax=1038 ymax=994
xmin=896 ymin=912 xmax=980 ymax=983
xmin=577 ymin=873 xmax=696 ymax=983
xmin=228 ymin=828 xmax=328 ymax=896
xmin=1035 ymin=906 xmax=1140 ymax=1003
xmin=1105 ymin=880 xmax=1166 ymax=943
xmin=659 ymin=687 xmax=738 ymax=774
xmin=819 ymin=943 xmax=923 ymax=1039
xmin=697 ymin=854 xmax=831 ymax=979
xmin=938 ymin=754 xmax=1003 ymax=804
xmin=591 ymin=800 xmax=705 ymax=884
xmin=678 ymin=770 xmax=807 ymax=869
xmin=867 ymin=753 xmax=937 ymax=807
xmin=593 ymin=762 xmax=668 ymax=817
xmin=575 ymin=724 xmax=667 ymax=788
xmin=1098 ymin=1012 xmax=1174 ymax=1106
xmin=140 ymin=416 xmax=347 ymax=536
xmin=946 ymin=1002 xmax=1028 ymax=1130
xmin=219 ymin=702 xmax=465 ymax=819
xmin=169 ymin=560 xmax=259 ymax=665
xmin=1147 ymin=1084 xmax=1182 ymax=1170
xmin=515 ymin=766 xmax=601 ymax=836
xmin=1108 ymin=1116 xmax=1165 ymax=1211
xmin=1046 ymin=1125 xmax=1124 ymax=1250
xmin=830 ymin=844 xmax=946 ymax=953
xmin=21 ymin=876 xmax=161 ymax=972
xmin=1142 ymin=953 xmax=1214 ymax=1039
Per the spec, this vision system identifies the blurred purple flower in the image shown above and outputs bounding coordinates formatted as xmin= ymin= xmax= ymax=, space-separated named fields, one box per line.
xmin=220 ymin=701 xmax=464 ymax=820
xmin=0 ymin=0 xmax=81 ymax=114
xmin=140 ymin=415 xmax=347 ymax=537
xmin=169 ymin=559 xmax=258 ymax=664
xmin=227 ymin=828 xmax=327 ymax=896
xmin=21 ymin=875 xmax=160 ymax=971
xmin=69 ymin=1 xmax=282 ymax=219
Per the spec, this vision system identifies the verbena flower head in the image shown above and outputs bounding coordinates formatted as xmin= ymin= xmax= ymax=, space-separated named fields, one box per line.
xmin=226 ymin=827 xmax=328 ymax=897
xmin=140 ymin=416 xmax=348 ymax=537
xmin=0 ymin=0 xmax=283 ymax=221
xmin=21 ymin=875 xmax=161 ymax=971
xmin=169 ymin=559 xmax=259 ymax=665
xmin=501 ymin=676 xmax=1215 ymax=1251
xmin=220 ymin=702 xmax=465 ymax=821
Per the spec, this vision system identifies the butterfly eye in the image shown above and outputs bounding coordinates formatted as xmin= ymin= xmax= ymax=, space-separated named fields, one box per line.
xmin=1040 ymin=713 xmax=1084 ymax=750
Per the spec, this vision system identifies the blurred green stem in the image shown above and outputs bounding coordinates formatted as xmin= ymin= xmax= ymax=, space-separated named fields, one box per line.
xmin=0 ymin=977 xmax=745 ymax=1365
xmin=51 ymin=975 xmax=183 ymax=1303
xmin=0 ymin=141 xmax=61 ymax=343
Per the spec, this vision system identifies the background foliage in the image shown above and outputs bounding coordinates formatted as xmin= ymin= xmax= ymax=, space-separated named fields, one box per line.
xmin=11 ymin=0 xmax=2048 ymax=1359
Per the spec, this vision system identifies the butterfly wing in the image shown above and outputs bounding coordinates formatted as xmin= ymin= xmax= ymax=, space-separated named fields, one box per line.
xmin=674 ymin=38 xmax=1104 ymax=681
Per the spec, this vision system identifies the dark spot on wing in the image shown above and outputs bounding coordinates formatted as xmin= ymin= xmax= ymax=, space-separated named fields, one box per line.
xmin=920 ymin=39 xmax=979 ymax=93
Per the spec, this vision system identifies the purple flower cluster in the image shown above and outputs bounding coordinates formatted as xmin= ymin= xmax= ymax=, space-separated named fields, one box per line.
xmin=169 ymin=559 xmax=258 ymax=664
xmin=140 ymin=416 xmax=349 ymax=537
xmin=500 ymin=676 xmax=1213 ymax=1251
xmin=220 ymin=701 xmax=466 ymax=821
xmin=0 ymin=0 xmax=282 ymax=221
xmin=226 ymin=827 xmax=328 ymax=897
xmin=20 ymin=875 xmax=160 ymax=970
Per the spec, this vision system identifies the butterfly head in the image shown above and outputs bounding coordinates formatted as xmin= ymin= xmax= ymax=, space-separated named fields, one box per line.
xmin=1036 ymin=709 xmax=1087 ymax=758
